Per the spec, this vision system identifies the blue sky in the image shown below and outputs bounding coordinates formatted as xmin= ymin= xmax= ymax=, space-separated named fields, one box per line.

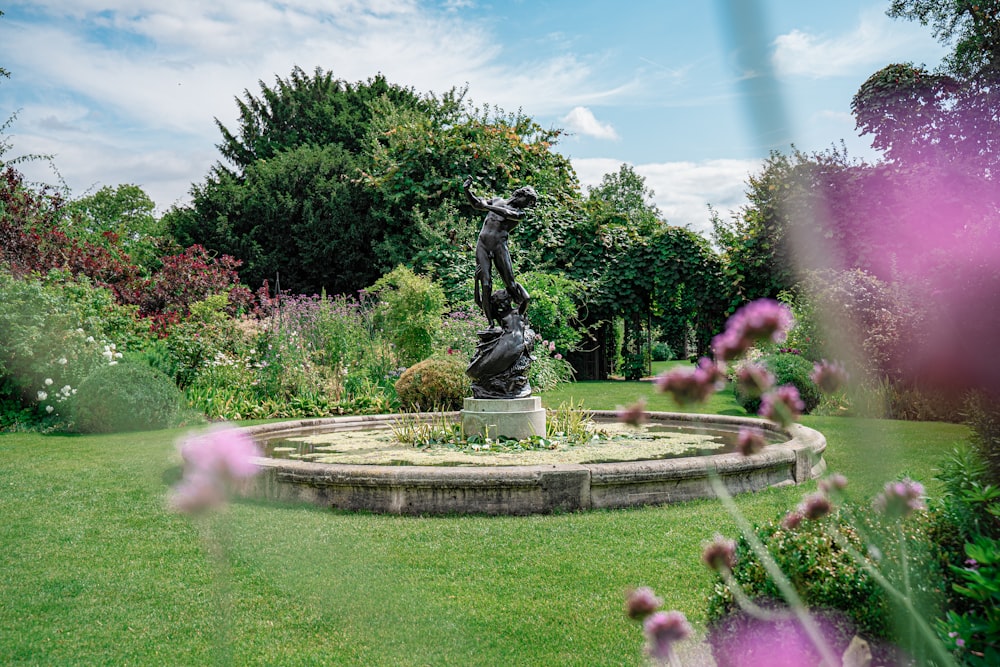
xmin=0 ymin=1 xmax=947 ymax=235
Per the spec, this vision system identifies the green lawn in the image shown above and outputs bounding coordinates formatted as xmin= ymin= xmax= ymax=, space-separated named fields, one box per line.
xmin=0 ymin=384 xmax=970 ymax=666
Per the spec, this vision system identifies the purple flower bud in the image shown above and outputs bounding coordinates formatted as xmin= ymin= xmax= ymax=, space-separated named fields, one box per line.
xmin=735 ymin=364 xmax=775 ymax=398
xmin=714 ymin=299 xmax=793 ymax=361
xmin=799 ymin=492 xmax=832 ymax=521
xmin=625 ymin=586 xmax=662 ymax=620
xmin=758 ymin=385 xmax=805 ymax=426
xmin=735 ymin=427 xmax=768 ymax=456
xmin=644 ymin=611 xmax=692 ymax=662
xmin=617 ymin=398 xmax=648 ymax=427
xmin=873 ymin=478 xmax=926 ymax=518
xmin=818 ymin=473 xmax=848 ymax=495
xmin=702 ymin=534 xmax=738 ymax=571
xmin=810 ymin=360 xmax=849 ymax=394
xmin=655 ymin=357 xmax=725 ymax=405
xmin=781 ymin=509 xmax=804 ymax=530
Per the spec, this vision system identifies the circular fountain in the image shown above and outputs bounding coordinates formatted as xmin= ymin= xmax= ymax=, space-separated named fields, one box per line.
xmin=238 ymin=410 xmax=826 ymax=515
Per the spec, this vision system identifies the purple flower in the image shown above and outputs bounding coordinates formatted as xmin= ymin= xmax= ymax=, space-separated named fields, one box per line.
xmin=735 ymin=364 xmax=775 ymax=398
xmin=617 ymin=398 xmax=648 ymax=427
xmin=625 ymin=586 xmax=662 ymax=620
xmin=654 ymin=357 xmax=725 ymax=406
xmin=781 ymin=509 xmax=804 ymax=530
xmin=810 ymin=360 xmax=849 ymax=394
xmin=873 ymin=478 xmax=926 ymax=518
xmin=799 ymin=492 xmax=832 ymax=521
xmin=713 ymin=300 xmax=793 ymax=361
xmin=643 ymin=610 xmax=692 ymax=662
xmin=735 ymin=427 xmax=768 ymax=456
xmin=171 ymin=426 xmax=262 ymax=514
xmin=758 ymin=385 xmax=805 ymax=426
xmin=818 ymin=473 xmax=848 ymax=496
xmin=702 ymin=534 xmax=738 ymax=571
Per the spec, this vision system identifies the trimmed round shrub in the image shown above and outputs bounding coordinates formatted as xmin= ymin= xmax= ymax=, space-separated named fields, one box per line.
xmin=735 ymin=352 xmax=821 ymax=415
xmin=73 ymin=362 xmax=186 ymax=433
xmin=650 ymin=341 xmax=674 ymax=362
xmin=394 ymin=356 xmax=470 ymax=411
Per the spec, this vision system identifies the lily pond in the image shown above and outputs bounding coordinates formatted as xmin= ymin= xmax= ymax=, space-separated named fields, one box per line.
xmin=263 ymin=418 xmax=785 ymax=467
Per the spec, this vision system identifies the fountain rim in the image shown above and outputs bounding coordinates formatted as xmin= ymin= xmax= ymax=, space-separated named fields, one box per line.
xmin=238 ymin=410 xmax=827 ymax=515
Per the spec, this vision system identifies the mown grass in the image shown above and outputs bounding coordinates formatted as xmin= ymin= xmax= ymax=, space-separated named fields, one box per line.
xmin=0 ymin=384 xmax=969 ymax=666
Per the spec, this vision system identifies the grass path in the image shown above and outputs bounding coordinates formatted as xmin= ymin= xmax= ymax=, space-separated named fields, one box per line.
xmin=0 ymin=385 xmax=969 ymax=665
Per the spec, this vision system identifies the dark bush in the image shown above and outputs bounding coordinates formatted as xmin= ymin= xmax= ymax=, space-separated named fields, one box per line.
xmin=73 ymin=362 xmax=186 ymax=433
xmin=650 ymin=341 xmax=674 ymax=362
xmin=394 ymin=356 xmax=469 ymax=412
xmin=735 ymin=352 xmax=821 ymax=414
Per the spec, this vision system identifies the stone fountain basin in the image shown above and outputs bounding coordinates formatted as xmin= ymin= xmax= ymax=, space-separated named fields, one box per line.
xmin=239 ymin=411 xmax=826 ymax=516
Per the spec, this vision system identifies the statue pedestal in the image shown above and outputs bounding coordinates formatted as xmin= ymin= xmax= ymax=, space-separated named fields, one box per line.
xmin=461 ymin=397 xmax=546 ymax=441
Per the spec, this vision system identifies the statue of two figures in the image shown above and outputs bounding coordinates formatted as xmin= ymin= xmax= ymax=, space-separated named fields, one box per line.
xmin=463 ymin=177 xmax=538 ymax=399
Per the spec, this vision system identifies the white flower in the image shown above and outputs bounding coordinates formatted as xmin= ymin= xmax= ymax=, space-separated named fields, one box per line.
xmin=61 ymin=385 xmax=72 ymax=395
xmin=57 ymin=357 xmax=67 ymax=365
xmin=44 ymin=378 xmax=53 ymax=386
xmin=114 ymin=352 xmax=123 ymax=359
xmin=71 ymin=388 xmax=77 ymax=395
xmin=37 ymin=391 xmax=48 ymax=401
xmin=86 ymin=336 xmax=95 ymax=343
xmin=75 ymin=328 xmax=84 ymax=334
xmin=109 ymin=360 xmax=118 ymax=366
xmin=45 ymin=405 xmax=54 ymax=413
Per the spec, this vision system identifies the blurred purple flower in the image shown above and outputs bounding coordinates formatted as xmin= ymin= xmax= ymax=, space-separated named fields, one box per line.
xmin=625 ymin=586 xmax=662 ymax=621
xmin=873 ymin=478 xmax=926 ymax=518
xmin=811 ymin=360 xmax=849 ymax=394
xmin=735 ymin=364 xmax=775 ymax=398
xmin=781 ymin=510 xmax=804 ymax=530
xmin=702 ymin=534 xmax=738 ymax=571
xmin=654 ymin=357 xmax=725 ymax=406
xmin=799 ymin=492 xmax=832 ymax=521
xmin=617 ymin=398 xmax=648 ymax=427
xmin=758 ymin=385 xmax=805 ymax=427
xmin=171 ymin=426 xmax=262 ymax=514
xmin=735 ymin=427 xmax=767 ymax=456
xmin=713 ymin=300 xmax=793 ymax=361
xmin=643 ymin=610 xmax=692 ymax=663
xmin=818 ymin=473 xmax=848 ymax=496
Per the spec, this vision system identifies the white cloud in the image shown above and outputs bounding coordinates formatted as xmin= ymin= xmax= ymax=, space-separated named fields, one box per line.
xmin=0 ymin=1 xmax=638 ymax=209
xmin=571 ymin=157 xmax=761 ymax=237
xmin=560 ymin=107 xmax=619 ymax=140
xmin=772 ymin=6 xmax=944 ymax=78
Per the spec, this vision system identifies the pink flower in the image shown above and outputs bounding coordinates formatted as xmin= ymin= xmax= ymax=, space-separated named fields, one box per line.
xmin=873 ymin=478 xmax=926 ymax=518
xmin=702 ymin=534 xmax=738 ymax=571
xmin=644 ymin=611 xmax=692 ymax=662
xmin=617 ymin=398 xmax=648 ymax=427
xmin=554 ymin=353 xmax=563 ymax=360
xmin=758 ymin=385 xmax=805 ymax=426
xmin=818 ymin=473 xmax=848 ymax=495
xmin=625 ymin=586 xmax=662 ymax=620
xmin=713 ymin=300 xmax=793 ymax=361
xmin=655 ymin=357 xmax=725 ymax=406
xmin=781 ymin=509 xmax=804 ymax=530
xmin=548 ymin=341 xmax=556 ymax=352
xmin=171 ymin=426 xmax=262 ymax=514
xmin=799 ymin=492 xmax=832 ymax=521
xmin=735 ymin=427 xmax=767 ymax=456
xmin=735 ymin=364 xmax=775 ymax=398
xmin=810 ymin=360 xmax=849 ymax=393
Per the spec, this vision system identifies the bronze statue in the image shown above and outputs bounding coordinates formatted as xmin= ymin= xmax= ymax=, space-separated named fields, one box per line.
xmin=466 ymin=290 xmax=536 ymax=399
xmin=463 ymin=177 xmax=537 ymax=329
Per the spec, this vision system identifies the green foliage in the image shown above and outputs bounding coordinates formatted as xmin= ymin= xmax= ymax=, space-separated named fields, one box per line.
xmin=887 ymin=0 xmax=1000 ymax=80
xmin=0 ymin=270 xmax=147 ymax=427
xmin=965 ymin=392 xmax=1000 ymax=485
xmin=734 ymin=352 xmax=821 ymax=415
xmin=706 ymin=512 xmax=891 ymax=640
xmin=650 ymin=341 xmax=674 ymax=362
xmin=61 ymin=184 xmax=174 ymax=275
xmin=370 ymin=266 xmax=446 ymax=366
xmin=394 ymin=356 xmax=469 ymax=412
xmin=520 ymin=271 xmax=584 ymax=353
xmin=73 ymin=361 xmax=185 ymax=433
xmin=585 ymin=163 xmax=663 ymax=236
xmin=529 ymin=350 xmax=576 ymax=392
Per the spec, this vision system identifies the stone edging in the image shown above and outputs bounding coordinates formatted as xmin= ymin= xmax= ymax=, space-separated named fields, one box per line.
xmin=237 ymin=411 xmax=827 ymax=515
